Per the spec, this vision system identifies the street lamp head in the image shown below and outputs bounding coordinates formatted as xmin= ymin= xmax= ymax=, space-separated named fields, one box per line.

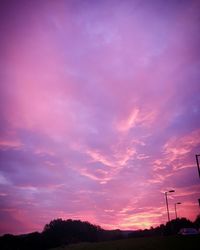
xmin=177 ymin=202 xmax=181 ymax=204
xmin=169 ymin=190 xmax=175 ymax=193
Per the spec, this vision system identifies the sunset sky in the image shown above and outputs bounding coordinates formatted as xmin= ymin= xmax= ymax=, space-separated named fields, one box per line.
xmin=0 ymin=0 xmax=200 ymax=235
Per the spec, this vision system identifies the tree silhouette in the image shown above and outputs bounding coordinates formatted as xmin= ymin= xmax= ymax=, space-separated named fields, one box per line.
xmin=164 ymin=217 xmax=193 ymax=235
xmin=42 ymin=218 xmax=103 ymax=248
xmin=194 ymin=214 xmax=200 ymax=229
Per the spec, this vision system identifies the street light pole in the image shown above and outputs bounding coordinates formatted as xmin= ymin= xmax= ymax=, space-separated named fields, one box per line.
xmin=165 ymin=190 xmax=175 ymax=222
xmin=195 ymin=154 xmax=200 ymax=208
xmin=165 ymin=192 xmax=170 ymax=222
xmin=175 ymin=202 xmax=181 ymax=219
xmin=195 ymin=154 xmax=200 ymax=178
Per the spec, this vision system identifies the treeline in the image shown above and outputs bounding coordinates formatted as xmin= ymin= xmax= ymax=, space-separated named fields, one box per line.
xmin=0 ymin=215 xmax=199 ymax=250
xmin=129 ymin=215 xmax=200 ymax=238
xmin=0 ymin=218 xmax=122 ymax=250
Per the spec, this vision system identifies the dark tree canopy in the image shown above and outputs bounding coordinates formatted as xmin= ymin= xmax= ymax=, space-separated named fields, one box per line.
xmin=194 ymin=214 xmax=200 ymax=228
xmin=42 ymin=218 xmax=103 ymax=248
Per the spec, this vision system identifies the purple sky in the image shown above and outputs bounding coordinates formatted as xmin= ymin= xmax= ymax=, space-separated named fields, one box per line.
xmin=0 ymin=0 xmax=200 ymax=235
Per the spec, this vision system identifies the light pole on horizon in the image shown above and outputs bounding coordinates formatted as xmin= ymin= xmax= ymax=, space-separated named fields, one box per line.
xmin=165 ymin=190 xmax=175 ymax=222
xmin=174 ymin=202 xmax=181 ymax=219
xmin=195 ymin=154 xmax=200 ymax=208
xmin=195 ymin=154 xmax=200 ymax=179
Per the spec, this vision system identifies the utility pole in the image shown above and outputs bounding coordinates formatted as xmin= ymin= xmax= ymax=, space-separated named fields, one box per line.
xmin=165 ymin=190 xmax=175 ymax=222
xmin=195 ymin=155 xmax=200 ymax=208
xmin=195 ymin=154 xmax=200 ymax=178
xmin=174 ymin=202 xmax=181 ymax=219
